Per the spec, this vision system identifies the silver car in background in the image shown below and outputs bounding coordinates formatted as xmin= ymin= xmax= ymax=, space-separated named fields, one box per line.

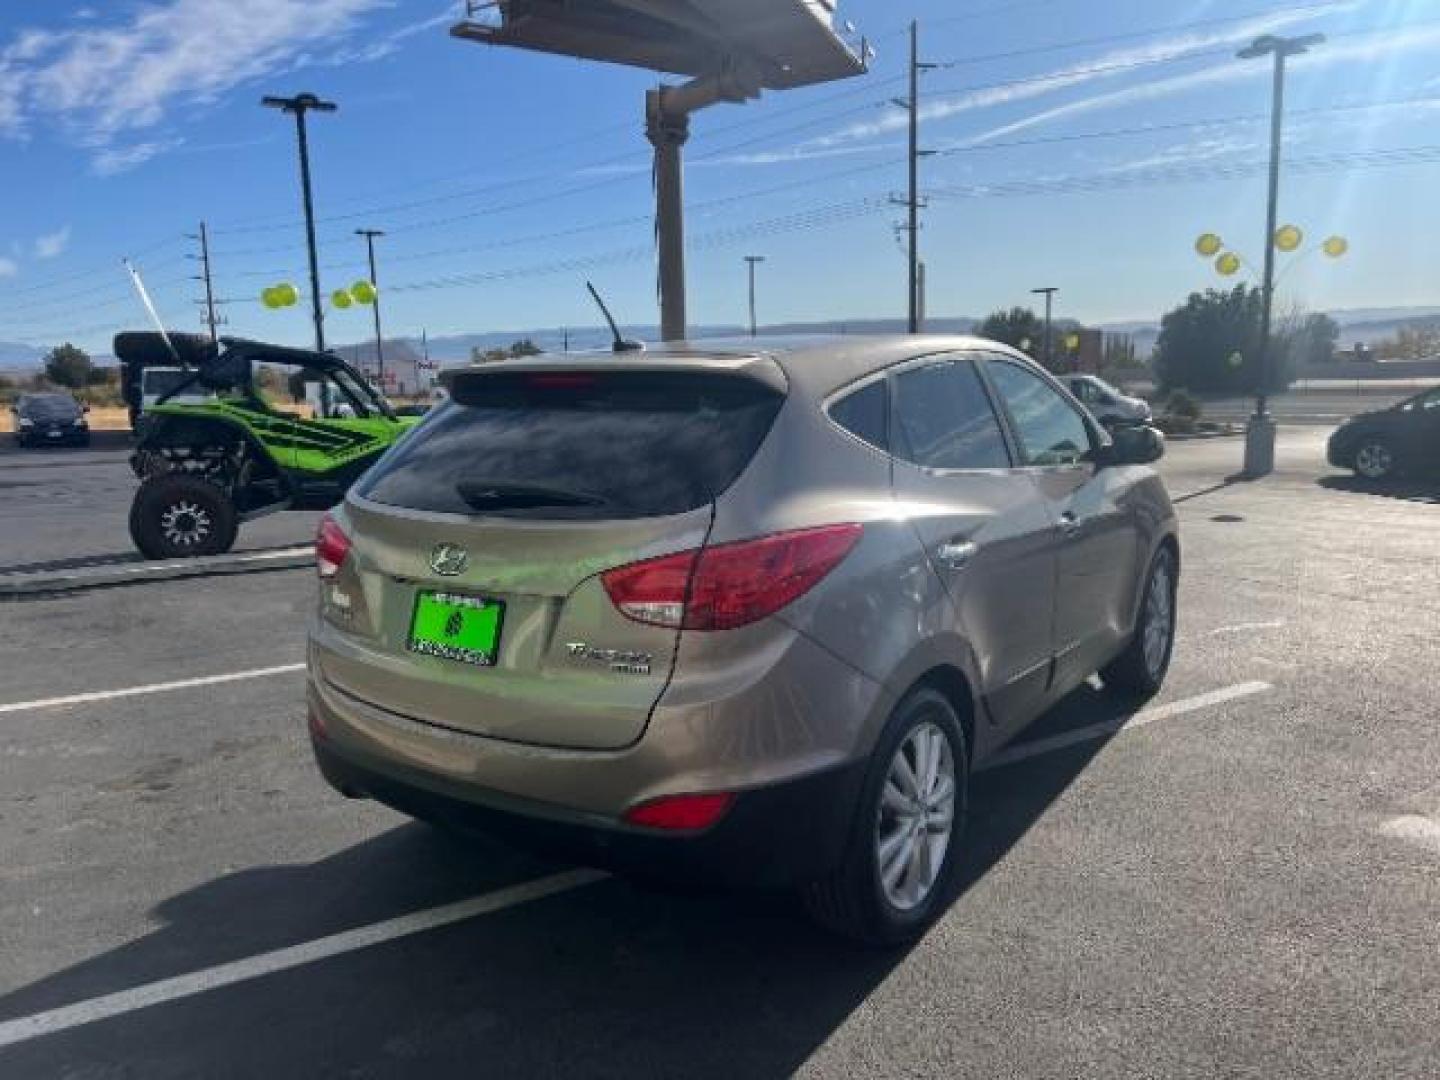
xmin=307 ymin=336 xmax=1178 ymax=944
xmin=1061 ymin=373 xmax=1153 ymax=427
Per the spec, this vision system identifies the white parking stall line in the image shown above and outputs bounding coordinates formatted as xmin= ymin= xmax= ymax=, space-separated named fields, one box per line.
xmin=978 ymin=681 xmax=1274 ymax=771
xmin=0 ymin=868 xmax=607 ymax=1050
xmin=1379 ymin=815 xmax=1440 ymax=857
xmin=0 ymin=664 xmax=306 ymax=716
xmin=1204 ymin=620 xmax=1287 ymax=636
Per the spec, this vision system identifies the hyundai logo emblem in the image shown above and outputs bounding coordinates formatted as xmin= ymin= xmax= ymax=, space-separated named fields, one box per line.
xmin=429 ymin=543 xmax=469 ymax=577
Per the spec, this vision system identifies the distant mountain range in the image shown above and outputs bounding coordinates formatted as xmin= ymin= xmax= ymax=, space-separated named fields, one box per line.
xmin=4 ymin=305 xmax=1438 ymax=376
xmin=405 ymin=306 xmax=1440 ymax=363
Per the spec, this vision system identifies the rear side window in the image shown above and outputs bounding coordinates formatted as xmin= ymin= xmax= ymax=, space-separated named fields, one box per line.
xmin=828 ymin=379 xmax=888 ymax=451
xmin=357 ymin=370 xmax=784 ymax=519
xmin=891 ymin=359 xmax=1011 ymax=470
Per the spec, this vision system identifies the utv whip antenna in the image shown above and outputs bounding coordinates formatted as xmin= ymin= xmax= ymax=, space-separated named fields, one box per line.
xmin=123 ymin=259 xmax=183 ymax=366
xmin=586 ymin=281 xmax=645 ymax=353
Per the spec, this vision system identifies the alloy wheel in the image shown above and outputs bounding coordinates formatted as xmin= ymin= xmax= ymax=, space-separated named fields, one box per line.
xmin=1355 ymin=443 xmax=1393 ymax=480
xmin=1143 ymin=555 xmax=1175 ymax=681
xmin=159 ymin=500 xmax=213 ymax=549
xmin=875 ymin=720 xmax=956 ymax=912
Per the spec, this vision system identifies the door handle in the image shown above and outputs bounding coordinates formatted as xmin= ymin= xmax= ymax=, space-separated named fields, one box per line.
xmin=1058 ymin=511 xmax=1081 ymax=538
xmin=935 ymin=540 xmax=978 ymax=570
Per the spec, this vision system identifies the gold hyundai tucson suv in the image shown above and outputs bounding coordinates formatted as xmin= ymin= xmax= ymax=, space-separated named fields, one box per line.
xmin=307 ymin=336 xmax=1178 ymax=944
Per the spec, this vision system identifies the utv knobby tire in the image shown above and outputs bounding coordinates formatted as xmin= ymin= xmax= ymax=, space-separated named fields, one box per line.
xmin=129 ymin=474 xmax=238 ymax=559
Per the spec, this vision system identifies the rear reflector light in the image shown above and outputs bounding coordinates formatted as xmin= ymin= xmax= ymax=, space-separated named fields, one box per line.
xmin=315 ymin=512 xmax=352 ymax=579
xmin=601 ymin=523 xmax=862 ymax=632
xmin=624 ymin=792 xmax=734 ymax=831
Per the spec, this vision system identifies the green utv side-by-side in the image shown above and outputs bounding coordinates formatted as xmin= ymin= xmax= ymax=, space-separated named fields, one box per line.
xmin=117 ymin=332 xmax=422 ymax=559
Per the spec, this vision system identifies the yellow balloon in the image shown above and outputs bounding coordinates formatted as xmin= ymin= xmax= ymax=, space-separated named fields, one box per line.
xmin=351 ymin=280 xmax=377 ymax=305
xmin=1275 ymin=224 xmax=1303 ymax=252
xmin=1195 ymin=233 xmax=1223 ymax=257
xmin=1323 ymin=235 xmax=1349 ymax=258
xmin=275 ymin=283 xmax=299 ymax=308
xmin=332 ymin=289 xmax=353 ymax=310
xmin=1216 ymin=252 xmax=1241 ymax=277
xmin=1065 ymin=334 xmax=1080 ymax=351
xmin=261 ymin=286 xmax=283 ymax=309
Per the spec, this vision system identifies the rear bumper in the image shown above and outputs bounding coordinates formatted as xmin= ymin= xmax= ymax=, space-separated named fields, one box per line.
xmin=17 ymin=430 xmax=88 ymax=446
xmin=310 ymin=725 xmax=865 ymax=890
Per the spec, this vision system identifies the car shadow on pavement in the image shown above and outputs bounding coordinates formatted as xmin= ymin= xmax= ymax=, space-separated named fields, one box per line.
xmin=0 ymin=689 xmax=1139 ymax=1079
xmin=1317 ymin=474 xmax=1440 ymax=505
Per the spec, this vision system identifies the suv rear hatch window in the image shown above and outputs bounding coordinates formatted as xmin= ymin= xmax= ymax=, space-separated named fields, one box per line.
xmin=324 ymin=367 xmax=785 ymax=751
xmin=357 ymin=369 xmax=784 ymax=519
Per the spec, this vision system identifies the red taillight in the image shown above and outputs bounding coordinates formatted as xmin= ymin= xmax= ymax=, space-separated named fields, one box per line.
xmin=315 ymin=512 xmax=352 ymax=579
xmin=624 ymin=792 xmax=734 ymax=831
xmin=601 ymin=523 xmax=862 ymax=632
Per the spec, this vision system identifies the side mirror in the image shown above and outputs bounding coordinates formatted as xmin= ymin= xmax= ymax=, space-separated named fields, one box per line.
xmin=1098 ymin=424 xmax=1165 ymax=467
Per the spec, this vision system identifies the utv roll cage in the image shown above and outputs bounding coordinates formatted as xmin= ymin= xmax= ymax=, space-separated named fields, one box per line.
xmin=115 ymin=331 xmax=394 ymax=420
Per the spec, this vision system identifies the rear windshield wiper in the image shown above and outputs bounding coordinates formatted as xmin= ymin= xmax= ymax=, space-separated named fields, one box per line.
xmin=455 ymin=480 xmax=609 ymax=512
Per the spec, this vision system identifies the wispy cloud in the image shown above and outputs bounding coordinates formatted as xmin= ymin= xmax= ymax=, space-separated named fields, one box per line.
xmin=0 ymin=257 xmax=18 ymax=279
xmin=34 ymin=226 xmax=71 ymax=259
xmin=91 ymin=138 xmax=183 ymax=176
xmin=772 ymin=4 xmax=1355 ymax=164
xmin=965 ymin=20 xmax=1440 ymax=147
xmin=0 ymin=0 xmax=447 ymax=170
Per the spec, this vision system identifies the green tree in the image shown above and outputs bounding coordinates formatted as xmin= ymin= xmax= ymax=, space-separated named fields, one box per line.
xmin=978 ymin=307 xmax=1044 ymax=352
xmin=43 ymin=343 xmax=92 ymax=389
xmin=1102 ymin=335 xmax=1138 ymax=369
xmin=1153 ymin=286 xmax=1268 ymax=394
xmin=509 ymin=338 xmax=542 ymax=357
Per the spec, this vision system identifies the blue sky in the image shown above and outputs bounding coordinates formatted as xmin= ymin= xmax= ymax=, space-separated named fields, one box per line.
xmin=1 ymin=0 xmax=1438 ymax=354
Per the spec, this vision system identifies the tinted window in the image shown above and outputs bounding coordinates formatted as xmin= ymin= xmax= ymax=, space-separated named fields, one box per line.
xmin=986 ymin=359 xmax=1092 ymax=466
xmin=892 ymin=360 xmax=1011 ymax=470
xmin=358 ymin=371 xmax=783 ymax=519
xmin=828 ymin=379 xmax=887 ymax=451
xmin=20 ymin=394 xmax=80 ymax=420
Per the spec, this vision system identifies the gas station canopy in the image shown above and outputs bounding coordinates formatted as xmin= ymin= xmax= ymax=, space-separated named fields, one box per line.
xmin=452 ymin=0 xmax=867 ymax=90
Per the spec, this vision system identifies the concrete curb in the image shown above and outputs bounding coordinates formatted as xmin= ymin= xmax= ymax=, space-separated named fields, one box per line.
xmin=0 ymin=546 xmax=313 ymax=598
xmin=1164 ymin=429 xmax=1245 ymax=441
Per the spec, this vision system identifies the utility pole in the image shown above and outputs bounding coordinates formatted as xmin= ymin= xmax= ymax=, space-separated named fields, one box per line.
xmin=262 ymin=92 xmax=337 ymax=353
xmin=187 ymin=221 xmax=221 ymax=348
xmin=355 ymin=228 xmax=386 ymax=388
xmin=1032 ymin=287 xmax=1058 ymax=369
xmin=1237 ymin=32 xmax=1322 ymax=478
xmin=892 ymin=21 xmax=938 ymax=334
xmin=744 ymin=255 xmax=766 ymax=337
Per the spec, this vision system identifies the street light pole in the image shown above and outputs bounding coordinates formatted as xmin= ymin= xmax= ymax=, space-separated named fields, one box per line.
xmin=356 ymin=228 xmax=386 ymax=387
xmin=1237 ymin=32 xmax=1322 ymax=477
xmin=262 ymin=93 xmax=337 ymax=353
xmin=744 ymin=255 xmax=766 ymax=337
xmin=1032 ymin=287 xmax=1058 ymax=368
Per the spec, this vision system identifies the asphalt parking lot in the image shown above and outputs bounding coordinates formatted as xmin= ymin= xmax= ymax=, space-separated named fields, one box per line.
xmin=1 ymin=428 xmax=1437 ymax=1078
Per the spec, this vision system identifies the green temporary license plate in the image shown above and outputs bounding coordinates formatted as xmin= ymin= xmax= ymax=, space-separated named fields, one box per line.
xmin=407 ymin=591 xmax=504 ymax=667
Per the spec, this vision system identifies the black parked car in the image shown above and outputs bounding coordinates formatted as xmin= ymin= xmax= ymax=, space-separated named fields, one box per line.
xmin=11 ymin=392 xmax=91 ymax=448
xmin=1327 ymin=386 xmax=1440 ymax=480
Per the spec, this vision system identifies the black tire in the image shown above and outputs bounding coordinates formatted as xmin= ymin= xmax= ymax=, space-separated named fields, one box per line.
xmin=1101 ymin=545 xmax=1178 ymax=699
xmin=1352 ymin=438 xmax=1398 ymax=481
xmin=803 ymin=687 xmax=970 ymax=946
xmin=129 ymin=474 xmax=239 ymax=559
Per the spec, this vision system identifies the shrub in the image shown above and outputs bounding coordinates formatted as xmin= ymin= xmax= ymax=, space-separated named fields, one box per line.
xmin=1165 ymin=389 xmax=1202 ymax=420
